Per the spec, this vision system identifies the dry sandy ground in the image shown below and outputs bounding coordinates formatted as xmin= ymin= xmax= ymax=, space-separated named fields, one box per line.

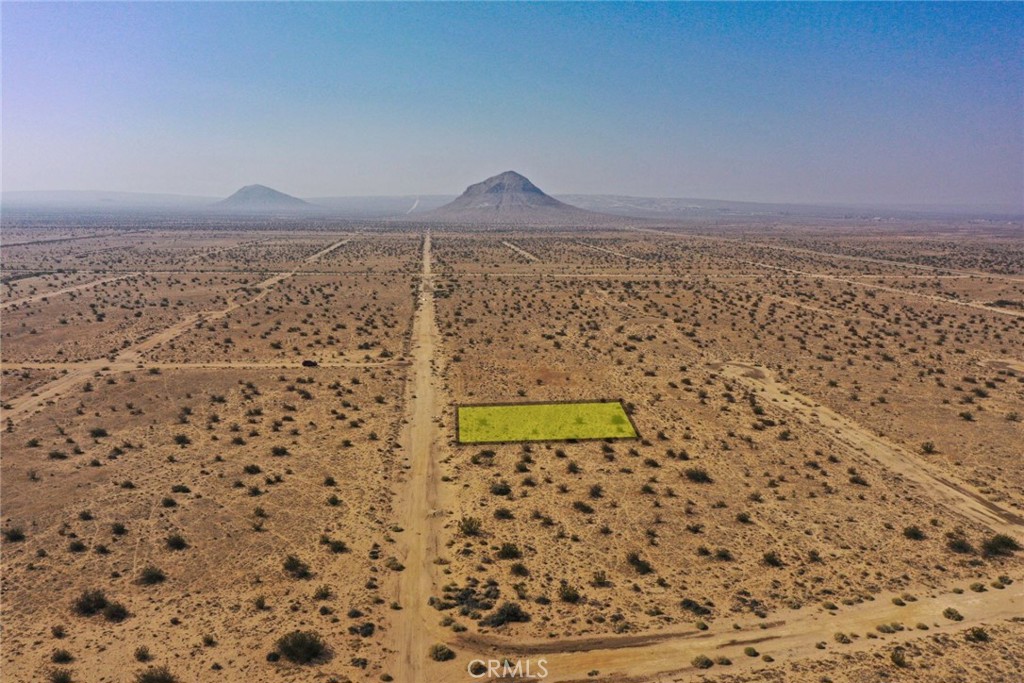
xmin=1 ymin=221 xmax=1021 ymax=683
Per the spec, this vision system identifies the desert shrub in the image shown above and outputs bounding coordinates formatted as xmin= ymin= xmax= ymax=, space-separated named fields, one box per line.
xmin=134 ymin=666 xmax=178 ymax=683
xmin=496 ymin=543 xmax=521 ymax=560
xmin=48 ymin=670 xmax=74 ymax=683
xmin=626 ymin=551 xmax=653 ymax=574
xmin=903 ymin=526 xmax=925 ymax=540
xmin=489 ymin=481 xmax=512 ymax=496
xmin=73 ymin=589 xmax=108 ymax=615
xmin=572 ymin=500 xmax=594 ymax=514
xmin=3 ymin=526 xmax=26 ymax=542
xmin=762 ymin=551 xmax=784 ymax=567
xmin=965 ymin=627 xmax=989 ymax=642
xmin=276 ymin=630 xmax=326 ymax=664
xmin=51 ymin=649 xmax=74 ymax=663
xmin=683 ymin=468 xmax=712 ymax=483
xmin=946 ymin=533 xmax=974 ymax=554
xmin=890 ymin=647 xmax=907 ymax=668
xmin=982 ymin=533 xmax=1020 ymax=557
xmin=283 ymin=554 xmax=311 ymax=579
xmin=134 ymin=646 xmax=152 ymax=662
xmin=680 ymin=598 xmax=711 ymax=616
xmin=103 ymin=601 xmax=129 ymax=622
xmin=714 ymin=548 xmax=733 ymax=561
xmin=744 ymin=646 xmax=758 ymax=657
xmin=458 ymin=516 xmax=482 ymax=536
xmin=691 ymin=654 xmax=713 ymax=669
xmin=943 ymin=607 xmax=963 ymax=621
xmin=429 ymin=643 xmax=455 ymax=661
xmin=558 ymin=582 xmax=581 ymax=603
xmin=165 ymin=534 xmax=188 ymax=550
xmin=479 ymin=601 xmax=529 ymax=627
xmin=139 ymin=566 xmax=166 ymax=585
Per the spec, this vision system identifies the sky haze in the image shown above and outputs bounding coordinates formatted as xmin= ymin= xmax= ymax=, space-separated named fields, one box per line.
xmin=2 ymin=2 xmax=1022 ymax=209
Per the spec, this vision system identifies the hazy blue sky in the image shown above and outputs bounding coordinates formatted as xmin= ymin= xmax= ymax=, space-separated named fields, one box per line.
xmin=3 ymin=2 xmax=1022 ymax=208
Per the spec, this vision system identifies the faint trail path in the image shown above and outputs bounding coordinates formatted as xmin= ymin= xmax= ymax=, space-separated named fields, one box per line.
xmin=737 ymin=259 xmax=1024 ymax=318
xmin=716 ymin=361 xmax=1024 ymax=535
xmin=574 ymin=240 xmax=647 ymax=263
xmin=501 ymin=240 xmax=540 ymax=262
xmin=1 ymin=272 xmax=141 ymax=309
xmin=443 ymin=580 xmax=1022 ymax=682
xmin=182 ymin=237 xmax=272 ymax=266
xmin=627 ymin=226 xmax=1024 ymax=284
xmin=385 ymin=230 xmax=446 ymax=683
xmin=0 ymin=236 xmax=355 ymax=425
xmin=0 ymin=230 xmax=147 ymax=247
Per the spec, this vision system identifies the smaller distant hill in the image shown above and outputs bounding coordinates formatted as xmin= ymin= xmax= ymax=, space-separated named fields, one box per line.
xmin=212 ymin=184 xmax=316 ymax=212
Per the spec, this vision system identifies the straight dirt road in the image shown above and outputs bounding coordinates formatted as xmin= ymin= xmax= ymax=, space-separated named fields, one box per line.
xmin=385 ymin=230 xmax=446 ymax=682
xmin=372 ymin=236 xmax=1022 ymax=683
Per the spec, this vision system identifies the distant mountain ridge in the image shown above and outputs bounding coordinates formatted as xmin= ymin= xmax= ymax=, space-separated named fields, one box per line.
xmin=3 ymin=187 xmax=1018 ymax=221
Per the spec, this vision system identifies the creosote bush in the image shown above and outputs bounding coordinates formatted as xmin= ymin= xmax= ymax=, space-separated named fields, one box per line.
xmin=73 ymin=589 xmax=108 ymax=616
xmin=429 ymin=643 xmax=455 ymax=661
xmin=692 ymin=654 xmax=713 ymax=669
xmin=275 ymin=630 xmax=327 ymax=664
xmin=982 ymin=534 xmax=1020 ymax=557
xmin=134 ymin=666 xmax=178 ymax=683
xmin=479 ymin=601 xmax=530 ymax=627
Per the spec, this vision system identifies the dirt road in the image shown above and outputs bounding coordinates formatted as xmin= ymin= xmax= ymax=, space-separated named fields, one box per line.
xmin=384 ymin=230 xmax=448 ymax=682
xmin=445 ymin=579 xmax=1022 ymax=682
xmin=502 ymin=240 xmax=540 ymax=262
xmin=717 ymin=362 xmax=1024 ymax=535
xmin=0 ymin=237 xmax=355 ymax=425
xmin=1 ymin=272 xmax=142 ymax=310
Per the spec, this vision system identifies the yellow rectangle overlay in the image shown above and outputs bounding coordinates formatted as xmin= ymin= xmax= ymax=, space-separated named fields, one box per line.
xmin=457 ymin=400 xmax=638 ymax=444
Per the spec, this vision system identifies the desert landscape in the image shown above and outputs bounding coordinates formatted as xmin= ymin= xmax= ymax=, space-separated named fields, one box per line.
xmin=3 ymin=3 xmax=1022 ymax=681
xmin=2 ymin=185 xmax=1022 ymax=683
